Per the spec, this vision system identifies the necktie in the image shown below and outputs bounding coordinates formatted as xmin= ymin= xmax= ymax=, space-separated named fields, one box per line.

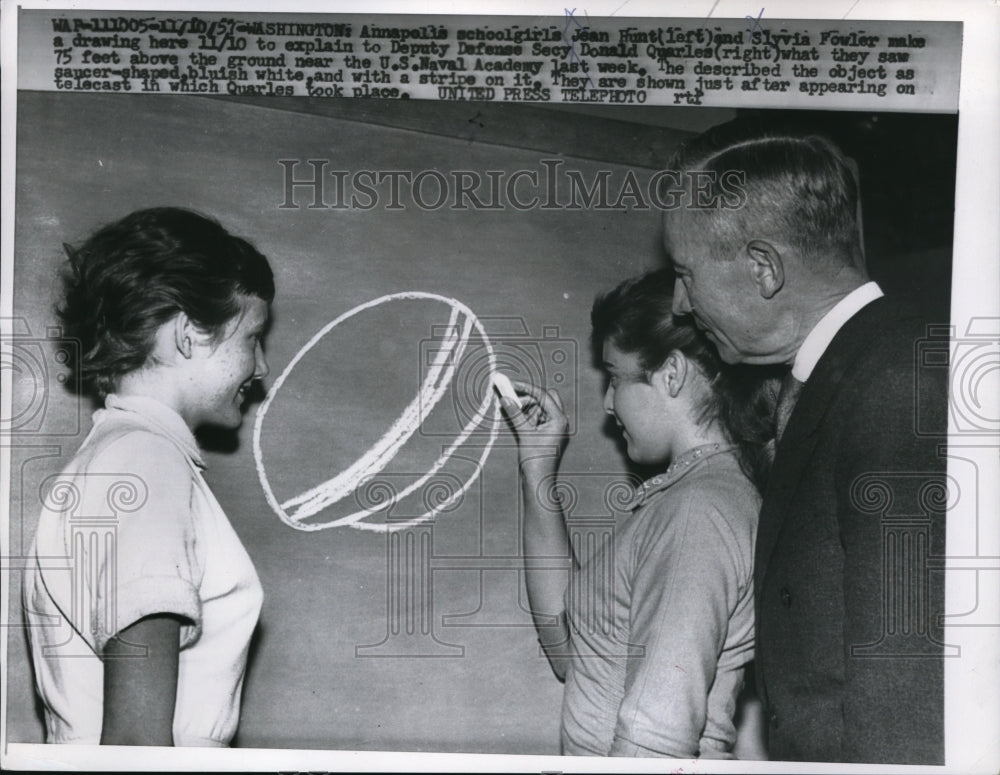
xmin=775 ymin=372 xmax=805 ymax=443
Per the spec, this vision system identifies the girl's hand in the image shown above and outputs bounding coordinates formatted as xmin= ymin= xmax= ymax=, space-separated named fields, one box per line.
xmin=499 ymin=380 xmax=569 ymax=475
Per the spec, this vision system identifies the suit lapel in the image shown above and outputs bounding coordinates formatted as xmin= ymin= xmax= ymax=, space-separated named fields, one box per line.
xmin=756 ymin=298 xmax=894 ymax=583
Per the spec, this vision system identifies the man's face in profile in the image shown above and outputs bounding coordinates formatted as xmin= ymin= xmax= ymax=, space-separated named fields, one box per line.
xmin=664 ymin=216 xmax=765 ymax=365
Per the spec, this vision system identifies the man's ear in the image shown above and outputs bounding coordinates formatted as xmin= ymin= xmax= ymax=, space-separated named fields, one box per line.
xmin=654 ymin=350 xmax=688 ymax=398
xmin=745 ymin=239 xmax=784 ymax=299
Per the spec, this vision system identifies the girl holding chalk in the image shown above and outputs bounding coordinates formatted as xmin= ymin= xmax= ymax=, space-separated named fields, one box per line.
xmin=24 ymin=207 xmax=274 ymax=746
xmin=501 ymin=269 xmax=774 ymax=758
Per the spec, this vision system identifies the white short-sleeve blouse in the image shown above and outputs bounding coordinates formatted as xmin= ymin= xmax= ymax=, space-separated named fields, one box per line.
xmin=24 ymin=394 xmax=263 ymax=746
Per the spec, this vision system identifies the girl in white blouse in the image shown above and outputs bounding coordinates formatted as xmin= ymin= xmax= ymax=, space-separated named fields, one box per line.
xmin=24 ymin=207 xmax=274 ymax=746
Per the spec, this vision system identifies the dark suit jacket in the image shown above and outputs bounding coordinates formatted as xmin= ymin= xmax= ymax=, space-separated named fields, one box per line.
xmin=755 ymin=297 xmax=948 ymax=764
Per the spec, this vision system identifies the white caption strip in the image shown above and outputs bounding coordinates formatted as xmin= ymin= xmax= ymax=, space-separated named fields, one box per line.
xmin=252 ymin=292 xmax=500 ymax=533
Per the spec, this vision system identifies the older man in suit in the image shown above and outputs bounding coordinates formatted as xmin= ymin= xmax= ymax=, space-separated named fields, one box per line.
xmin=662 ymin=123 xmax=948 ymax=764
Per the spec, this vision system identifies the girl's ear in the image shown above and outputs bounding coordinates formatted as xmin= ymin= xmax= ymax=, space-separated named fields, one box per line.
xmin=654 ymin=350 xmax=688 ymax=398
xmin=174 ymin=312 xmax=216 ymax=360
xmin=173 ymin=312 xmax=195 ymax=359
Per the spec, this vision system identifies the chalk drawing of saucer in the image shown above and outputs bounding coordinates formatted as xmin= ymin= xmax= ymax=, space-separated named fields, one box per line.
xmin=253 ymin=292 xmax=501 ymax=533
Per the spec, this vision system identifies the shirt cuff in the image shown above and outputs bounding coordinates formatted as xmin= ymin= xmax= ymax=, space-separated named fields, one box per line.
xmin=95 ymin=574 xmax=201 ymax=653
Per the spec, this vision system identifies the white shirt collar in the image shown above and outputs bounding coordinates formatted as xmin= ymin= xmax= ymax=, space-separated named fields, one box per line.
xmin=792 ymin=281 xmax=884 ymax=382
xmin=102 ymin=393 xmax=205 ymax=468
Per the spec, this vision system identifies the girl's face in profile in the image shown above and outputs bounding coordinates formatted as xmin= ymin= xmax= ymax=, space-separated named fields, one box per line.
xmin=601 ymin=340 xmax=674 ymax=466
xmin=186 ymin=295 xmax=270 ymax=429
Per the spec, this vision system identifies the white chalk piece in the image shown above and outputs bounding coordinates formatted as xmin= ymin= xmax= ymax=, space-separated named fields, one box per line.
xmin=492 ymin=372 xmax=523 ymax=408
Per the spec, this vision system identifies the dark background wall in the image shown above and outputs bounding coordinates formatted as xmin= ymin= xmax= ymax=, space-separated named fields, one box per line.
xmin=7 ymin=92 xmax=954 ymax=753
xmin=8 ymin=92 xmax=669 ymax=752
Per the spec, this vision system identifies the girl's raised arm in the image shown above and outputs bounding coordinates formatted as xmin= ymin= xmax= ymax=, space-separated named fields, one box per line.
xmin=501 ymin=381 xmax=573 ymax=681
